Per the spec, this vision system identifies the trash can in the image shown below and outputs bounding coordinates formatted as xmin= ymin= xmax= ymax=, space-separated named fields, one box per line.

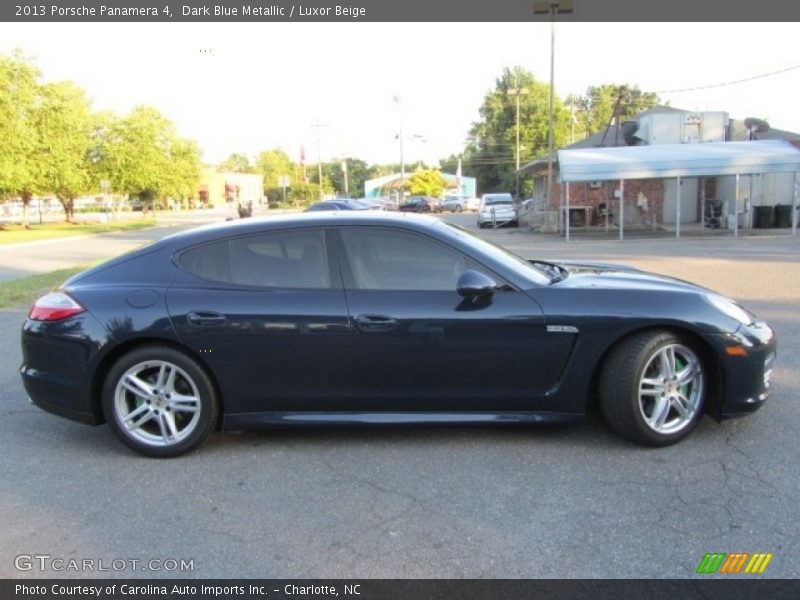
xmin=753 ymin=205 xmax=775 ymax=229
xmin=774 ymin=204 xmax=792 ymax=228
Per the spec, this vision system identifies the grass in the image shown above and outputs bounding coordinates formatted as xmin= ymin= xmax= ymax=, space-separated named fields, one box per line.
xmin=0 ymin=218 xmax=156 ymax=245
xmin=0 ymin=264 xmax=95 ymax=310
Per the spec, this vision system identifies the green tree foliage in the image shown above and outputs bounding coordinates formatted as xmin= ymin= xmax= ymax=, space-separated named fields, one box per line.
xmin=438 ymin=154 xmax=460 ymax=175
xmin=32 ymin=82 xmax=94 ymax=221
xmin=464 ymin=66 xmax=570 ymax=194
xmin=0 ymin=51 xmax=40 ymax=226
xmin=255 ymin=149 xmax=295 ymax=189
xmin=571 ymin=84 xmax=660 ymax=137
xmin=217 ymin=152 xmax=253 ymax=173
xmin=165 ymin=139 xmax=202 ymax=203
xmin=323 ymin=158 xmax=370 ymax=198
xmin=405 ymin=169 xmax=447 ymax=197
xmin=286 ymin=181 xmax=319 ymax=206
xmin=94 ymin=106 xmax=201 ymax=208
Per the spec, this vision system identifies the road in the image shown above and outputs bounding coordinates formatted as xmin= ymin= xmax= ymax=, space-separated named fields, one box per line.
xmin=0 ymin=209 xmax=232 ymax=283
xmin=0 ymin=212 xmax=798 ymax=579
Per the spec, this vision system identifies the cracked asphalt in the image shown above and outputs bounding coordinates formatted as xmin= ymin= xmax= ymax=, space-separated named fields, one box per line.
xmin=0 ymin=218 xmax=798 ymax=579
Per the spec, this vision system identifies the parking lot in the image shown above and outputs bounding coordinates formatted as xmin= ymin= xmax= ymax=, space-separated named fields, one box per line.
xmin=1 ymin=214 xmax=799 ymax=579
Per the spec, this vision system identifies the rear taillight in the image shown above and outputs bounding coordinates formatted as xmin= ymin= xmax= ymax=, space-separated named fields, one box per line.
xmin=28 ymin=292 xmax=86 ymax=321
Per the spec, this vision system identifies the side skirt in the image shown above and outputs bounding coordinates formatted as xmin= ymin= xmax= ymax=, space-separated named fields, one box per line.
xmin=223 ymin=411 xmax=583 ymax=430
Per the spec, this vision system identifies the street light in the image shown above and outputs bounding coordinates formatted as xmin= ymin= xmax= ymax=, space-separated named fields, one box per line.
xmin=508 ymin=86 xmax=529 ymax=198
xmin=534 ymin=0 xmax=573 ymax=218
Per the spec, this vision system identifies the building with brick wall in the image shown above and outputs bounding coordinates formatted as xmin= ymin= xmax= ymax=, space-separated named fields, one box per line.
xmin=518 ymin=106 xmax=800 ymax=233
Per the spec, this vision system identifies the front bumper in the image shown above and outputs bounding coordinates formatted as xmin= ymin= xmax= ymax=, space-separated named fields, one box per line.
xmin=709 ymin=320 xmax=777 ymax=418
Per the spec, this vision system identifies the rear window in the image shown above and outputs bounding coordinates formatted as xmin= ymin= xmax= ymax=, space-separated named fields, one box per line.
xmin=178 ymin=229 xmax=330 ymax=289
xmin=483 ymin=194 xmax=513 ymax=206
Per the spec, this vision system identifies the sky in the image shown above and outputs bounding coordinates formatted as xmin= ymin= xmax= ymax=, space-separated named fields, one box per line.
xmin=1 ymin=22 xmax=799 ymax=168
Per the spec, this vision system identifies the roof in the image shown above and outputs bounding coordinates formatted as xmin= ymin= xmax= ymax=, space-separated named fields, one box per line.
xmin=161 ymin=210 xmax=445 ymax=245
xmin=557 ymin=139 xmax=800 ymax=183
xmin=518 ymin=105 xmax=800 ymax=177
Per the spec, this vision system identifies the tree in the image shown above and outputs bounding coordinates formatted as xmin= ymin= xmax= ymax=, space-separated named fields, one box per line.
xmin=164 ymin=139 xmax=202 ymax=204
xmin=94 ymin=105 xmax=200 ymax=209
xmin=0 ymin=51 xmax=40 ymax=227
xmin=405 ymin=169 xmax=447 ymax=197
xmin=217 ymin=152 xmax=253 ymax=173
xmin=255 ymin=149 xmax=295 ymax=189
xmin=571 ymin=84 xmax=660 ymax=137
xmin=33 ymin=82 xmax=94 ymax=221
xmin=286 ymin=181 xmax=319 ymax=206
xmin=323 ymin=158 xmax=370 ymax=197
xmin=465 ymin=66 xmax=570 ymax=194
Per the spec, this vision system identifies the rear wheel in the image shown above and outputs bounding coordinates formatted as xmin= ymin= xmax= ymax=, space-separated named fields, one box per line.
xmin=599 ymin=331 xmax=706 ymax=446
xmin=103 ymin=346 xmax=218 ymax=458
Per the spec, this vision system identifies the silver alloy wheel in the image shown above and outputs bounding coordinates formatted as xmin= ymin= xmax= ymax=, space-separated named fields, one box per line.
xmin=113 ymin=360 xmax=202 ymax=447
xmin=638 ymin=343 xmax=704 ymax=435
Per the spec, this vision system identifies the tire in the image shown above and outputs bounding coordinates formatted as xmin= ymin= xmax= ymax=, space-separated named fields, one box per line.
xmin=102 ymin=346 xmax=219 ymax=458
xmin=599 ymin=330 xmax=706 ymax=447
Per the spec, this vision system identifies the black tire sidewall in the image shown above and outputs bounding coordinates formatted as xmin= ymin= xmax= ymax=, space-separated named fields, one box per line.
xmin=600 ymin=331 xmax=706 ymax=447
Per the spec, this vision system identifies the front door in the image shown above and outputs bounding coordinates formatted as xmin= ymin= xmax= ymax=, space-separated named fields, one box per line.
xmin=335 ymin=226 xmax=549 ymax=412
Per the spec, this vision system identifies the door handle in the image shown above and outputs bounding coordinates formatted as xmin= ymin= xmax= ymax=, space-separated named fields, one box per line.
xmin=187 ymin=311 xmax=227 ymax=326
xmin=354 ymin=314 xmax=399 ymax=332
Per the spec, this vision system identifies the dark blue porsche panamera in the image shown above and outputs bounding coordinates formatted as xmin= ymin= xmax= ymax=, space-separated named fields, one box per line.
xmin=21 ymin=213 xmax=776 ymax=457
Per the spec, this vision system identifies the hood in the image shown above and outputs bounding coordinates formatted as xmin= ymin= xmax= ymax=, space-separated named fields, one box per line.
xmin=553 ymin=260 xmax=712 ymax=294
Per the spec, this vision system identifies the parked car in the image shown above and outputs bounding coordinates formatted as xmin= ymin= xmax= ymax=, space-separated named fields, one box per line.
xmin=304 ymin=200 xmax=372 ymax=212
xmin=21 ymin=213 xmax=776 ymax=457
xmin=400 ymin=196 xmax=440 ymax=213
xmin=353 ymin=197 xmax=388 ymax=211
xmin=477 ymin=193 xmax=518 ymax=228
xmin=441 ymin=195 xmax=480 ymax=213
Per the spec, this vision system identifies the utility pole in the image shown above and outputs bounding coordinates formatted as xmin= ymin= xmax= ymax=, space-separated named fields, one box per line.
xmin=393 ymin=96 xmax=405 ymax=203
xmin=311 ymin=118 xmax=327 ymax=200
xmin=534 ymin=0 xmax=574 ymax=217
xmin=508 ymin=80 xmax=529 ymax=199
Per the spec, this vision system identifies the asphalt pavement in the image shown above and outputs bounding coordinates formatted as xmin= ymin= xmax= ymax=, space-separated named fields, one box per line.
xmin=0 ymin=212 xmax=798 ymax=579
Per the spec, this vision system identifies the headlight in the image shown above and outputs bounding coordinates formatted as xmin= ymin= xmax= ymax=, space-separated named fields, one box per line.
xmin=707 ymin=295 xmax=754 ymax=326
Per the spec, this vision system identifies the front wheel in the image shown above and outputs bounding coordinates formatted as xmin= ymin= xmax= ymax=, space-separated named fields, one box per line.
xmin=103 ymin=346 xmax=219 ymax=458
xmin=599 ymin=331 xmax=706 ymax=446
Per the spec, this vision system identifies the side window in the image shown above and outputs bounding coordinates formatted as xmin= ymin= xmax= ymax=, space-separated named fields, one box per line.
xmin=179 ymin=229 xmax=330 ymax=289
xmin=341 ymin=228 xmax=472 ymax=291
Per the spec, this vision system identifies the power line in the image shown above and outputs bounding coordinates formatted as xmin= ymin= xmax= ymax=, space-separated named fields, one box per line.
xmin=654 ymin=64 xmax=800 ymax=94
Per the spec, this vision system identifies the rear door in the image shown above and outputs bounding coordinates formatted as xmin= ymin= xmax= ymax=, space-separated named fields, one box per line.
xmin=167 ymin=228 xmax=353 ymax=413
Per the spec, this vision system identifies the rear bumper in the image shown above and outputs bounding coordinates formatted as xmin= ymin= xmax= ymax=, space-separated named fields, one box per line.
xmin=20 ymin=315 xmax=106 ymax=426
xmin=22 ymin=380 xmax=100 ymax=425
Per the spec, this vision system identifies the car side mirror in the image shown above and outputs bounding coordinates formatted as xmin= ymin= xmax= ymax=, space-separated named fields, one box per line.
xmin=457 ymin=270 xmax=496 ymax=299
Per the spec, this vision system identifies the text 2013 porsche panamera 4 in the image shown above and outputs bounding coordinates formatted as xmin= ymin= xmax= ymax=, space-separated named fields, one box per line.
xmin=21 ymin=213 xmax=776 ymax=457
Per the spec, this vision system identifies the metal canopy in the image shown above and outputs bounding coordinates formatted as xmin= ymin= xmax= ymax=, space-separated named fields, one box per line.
xmin=557 ymin=139 xmax=800 ymax=183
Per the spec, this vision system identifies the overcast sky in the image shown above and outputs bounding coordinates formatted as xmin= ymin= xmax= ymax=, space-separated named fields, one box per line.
xmin=2 ymin=22 xmax=799 ymax=167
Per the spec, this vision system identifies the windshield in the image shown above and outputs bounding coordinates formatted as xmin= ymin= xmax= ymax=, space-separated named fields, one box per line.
xmin=438 ymin=222 xmax=552 ymax=286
